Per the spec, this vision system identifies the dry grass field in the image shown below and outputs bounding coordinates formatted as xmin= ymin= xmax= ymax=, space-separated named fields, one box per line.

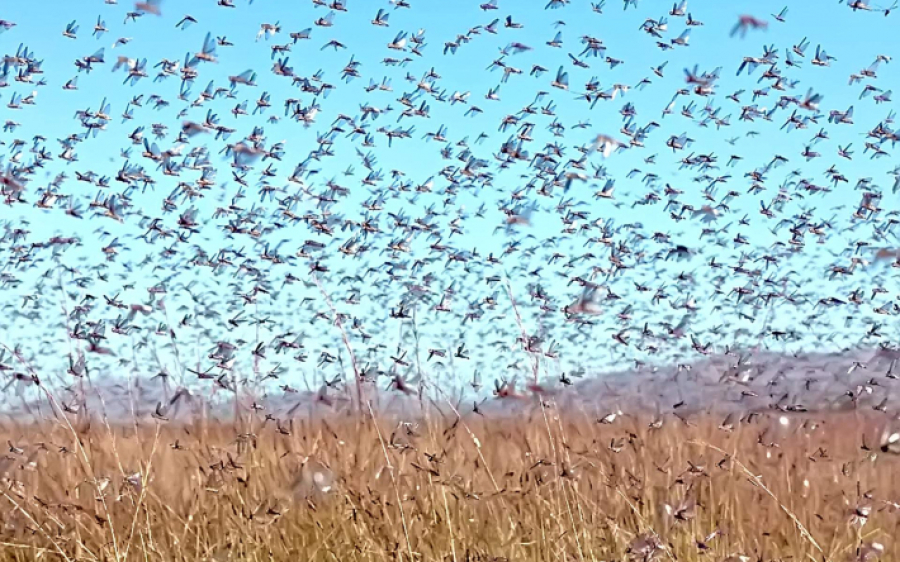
xmin=0 ymin=405 xmax=897 ymax=561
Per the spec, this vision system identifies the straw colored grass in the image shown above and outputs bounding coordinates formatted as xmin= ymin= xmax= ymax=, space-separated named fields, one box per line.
xmin=0 ymin=405 xmax=896 ymax=561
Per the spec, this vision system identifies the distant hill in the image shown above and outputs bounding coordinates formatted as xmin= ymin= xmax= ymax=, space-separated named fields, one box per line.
xmin=2 ymin=347 xmax=897 ymax=424
xmin=573 ymin=346 xmax=900 ymax=416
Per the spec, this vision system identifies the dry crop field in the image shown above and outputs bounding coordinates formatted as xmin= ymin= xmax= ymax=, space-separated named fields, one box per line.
xmin=0 ymin=405 xmax=897 ymax=562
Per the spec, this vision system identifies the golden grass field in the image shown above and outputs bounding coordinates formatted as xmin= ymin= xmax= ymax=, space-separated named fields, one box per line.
xmin=0 ymin=405 xmax=897 ymax=561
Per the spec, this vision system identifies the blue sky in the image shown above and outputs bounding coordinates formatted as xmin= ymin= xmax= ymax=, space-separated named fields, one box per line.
xmin=1 ymin=0 xmax=899 ymax=403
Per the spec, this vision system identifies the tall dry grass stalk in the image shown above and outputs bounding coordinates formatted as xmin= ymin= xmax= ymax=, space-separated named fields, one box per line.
xmin=0 ymin=405 xmax=895 ymax=561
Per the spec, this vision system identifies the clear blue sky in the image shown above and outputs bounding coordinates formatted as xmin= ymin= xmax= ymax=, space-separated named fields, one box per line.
xmin=0 ymin=0 xmax=898 ymax=404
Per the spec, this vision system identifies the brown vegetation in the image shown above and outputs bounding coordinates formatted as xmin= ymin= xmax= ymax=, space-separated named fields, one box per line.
xmin=0 ymin=406 xmax=896 ymax=561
